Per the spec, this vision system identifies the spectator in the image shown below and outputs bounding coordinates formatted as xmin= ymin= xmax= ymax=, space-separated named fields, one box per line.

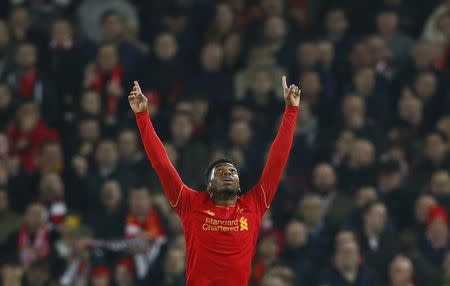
xmin=0 ymin=188 xmax=21 ymax=254
xmin=77 ymin=0 xmax=138 ymax=44
xmin=0 ymin=20 xmax=11 ymax=80
xmin=4 ymin=42 xmax=59 ymax=126
xmin=388 ymin=255 xmax=415 ymax=286
xmin=149 ymin=247 xmax=185 ymax=286
xmin=358 ymin=201 xmax=395 ymax=279
xmin=317 ymin=240 xmax=377 ymax=286
xmin=125 ymin=187 xmax=165 ymax=281
xmin=89 ymin=265 xmax=111 ymax=286
xmin=0 ymin=84 xmax=15 ymax=130
xmin=83 ymin=43 xmax=125 ymax=126
xmin=376 ymin=10 xmax=413 ymax=66
xmin=114 ymin=257 xmax=135 ymax=286
xmin=312 ymin=163 xmax=353 ymax=227
xmin=38 ymin=172 xmax=67 ymax=226
xmin=86 ymin=180 xmax=126 ymax=239
xmin=4 ymin=102 xmax=60 ymax=173
xmin=421 ymin=205 xmax=450 ymax=266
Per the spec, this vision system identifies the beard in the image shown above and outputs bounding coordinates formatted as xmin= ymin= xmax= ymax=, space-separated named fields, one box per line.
xmin=221 ymin=188 xmax=239 ymax=195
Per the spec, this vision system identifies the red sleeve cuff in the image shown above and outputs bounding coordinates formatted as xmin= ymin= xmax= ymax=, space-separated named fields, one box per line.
xmin=134 ymin=110 xmax=149 ymax=119
xmin=285 ymin=105 xmax=300 ymax=112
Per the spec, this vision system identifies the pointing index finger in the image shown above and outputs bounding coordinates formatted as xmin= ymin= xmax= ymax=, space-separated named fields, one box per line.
xmin=282 ymin=76 xmax=288 ymax=90
xmin=134 ymin=81 xmax=142 ymax=94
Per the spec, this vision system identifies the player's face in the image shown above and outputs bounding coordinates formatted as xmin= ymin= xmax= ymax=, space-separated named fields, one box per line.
xmin=209 ymin=163 xmax=240 ymax=193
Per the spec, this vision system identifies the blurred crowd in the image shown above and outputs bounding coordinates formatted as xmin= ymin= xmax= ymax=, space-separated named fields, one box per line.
xmin=0 ymin=0 xmax=450 ymax=285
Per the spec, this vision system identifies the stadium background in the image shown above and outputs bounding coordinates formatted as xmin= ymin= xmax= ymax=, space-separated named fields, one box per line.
xmin=0 ymin=0 xmax=450 ymax=285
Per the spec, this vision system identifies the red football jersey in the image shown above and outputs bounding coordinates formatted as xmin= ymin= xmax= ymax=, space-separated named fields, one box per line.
xmin=135 ymin=105 xmax=299 ymax=286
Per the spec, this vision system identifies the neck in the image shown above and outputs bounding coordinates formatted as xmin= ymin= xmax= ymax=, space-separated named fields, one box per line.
xmin=340 ymin=267 xmax=358 ymax=282
xmin=365 ymin=225 xmax=381 ymax=238
xmin=210 ymin=192 xmax=237 ymax=206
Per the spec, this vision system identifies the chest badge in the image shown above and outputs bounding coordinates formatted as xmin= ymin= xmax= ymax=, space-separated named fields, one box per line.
xmin=203 ymin=210 xmax=216 ymax=217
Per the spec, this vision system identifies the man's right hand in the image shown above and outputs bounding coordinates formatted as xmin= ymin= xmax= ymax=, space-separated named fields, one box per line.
xmin=128 ymin=81 xmax=148 ymax=113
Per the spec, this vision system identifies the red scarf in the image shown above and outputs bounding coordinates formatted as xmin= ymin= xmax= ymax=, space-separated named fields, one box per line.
xmin=91 ymin=65 xmax=123 ymax=119
xmin=18 ymin=224 xmax=50 ymax=260
xmin=19 ymin=68 xmax=38 ymax=98
xmin=126 ymin=209 xmax=164 ymax=239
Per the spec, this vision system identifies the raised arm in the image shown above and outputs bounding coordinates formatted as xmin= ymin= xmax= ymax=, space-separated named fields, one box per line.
xmin=251 ymin=77 xmax=300 ymax=210
xmin=129 ymin=82 xmax=185 ymax=208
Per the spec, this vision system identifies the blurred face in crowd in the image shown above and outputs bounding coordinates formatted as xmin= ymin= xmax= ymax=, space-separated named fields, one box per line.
xmin=258 ymin=236 xmax=279 ymax=261
xmin=266 ymin=266 xmax=294 ymax=286
xmin=353 ymin=68 xmax=375 ymax=96
xmin=299 ymin=194 xmax=325 ymax=228
xmin=426 ymin=133 xmax=448 ymax=163
xmin=164 ymin=142 xmax=178 ymax=166
xmin=427 ymin=217 xmax=449 ymax=248
xmin=0 ymin=190 xmax=9 ymax=214
xmin=214 ymin=3 xmax=234 ymax=33
xmin=398 ymin=93 xmax=422 ymax=125
xmin=437 ymin=117 xmax=450 ymax=143
xmin=343 ymin=95 xmax=365 ymax=127
xmin=335 ymin=230 xmax=357 ymax=249
xmin=79 ymin=119 xmax=100 ymax=142
xmin=191 ymin=97 xmax=209 ymax=124
xmin=100 ymin=180 xmax=122 ymax=211
xmin=154 ymin=32 xmax=178 ymax=61
xmin=164 ymin=248 xmax=186 ymax=276
xmin=250 ymin=70 xmax=273 ymax=97
xmin=9 ymin=7 xmax=29 ymax=36
xmin=201 ymin=42 xmax=224 ymax=72
xmin=0 ymin=20 xmax=9 ymax=48
xmin=300 ymin=71 xmax=321 ymax=99
xmin=0 ymin=84 xmax=12 ymax=110
xmin=51 ymin=19 xmax=73 ymax=44
xmin=25 ymin=203 xmax=46 ymax=233
xmin=285 ymin=220 xmax=308 ymax=248
xmin=377 ymin=11 xmax=398 ymax=36
xmin=378 ymin=169 xmax=402 ymax=192
xmin=262 ymin=0 xmax=284 ymax=16
xmin=297 ymin=42 xmax=318 ymax=69
xmin=364 ymin=203 xmax=387 ymax=236
xmin=414 ymin=72 xmax=437 ymax=100
xmin=97 ymin=44 xmax=118 ymax=72
xmin=350 ymin=139 xmax=375 ymax=168
xmin=312 ymin=163 xmax=336 ymax=193
xmin=39 ymin=173 xmax=64 ymax=202
xmin=81 ymin=91 xmax=101 ymax=115
xmin=415 ymin=195 xmax=437 ymax=223
xmin=171 ymin=112 xmax=194 ymax=147
xmin=223 ymin=33 xmax=241 ymax=63
xmin=335 ymin=130 xmax=355 ymax=156
xmin=317 ymin=41 xmax=334 ymax=66
xmin=102 ymin=12 xmax=124 ymax=42
xmin=0 ymin=133 xmax=8 ymax=157
xmin=40 ymin=142 xmax=63 ymax=172
xmin=16 ymin=43 xmax=37 ymax=70
xmin=95 ymin=140 xmax=118 ymax=169
xmin=430 ymin=170 xmax=450 ymax=195
xmin=264 ymin=16 xmax=287 ymax=42
xmin=230 ymin=119 xmax=252 ymax=148
xmin=412 ymin=41 xmax=433 ymax=70
xmin=262 ymin=275 xmax=285 ymax=286
xmin=335 ymin=241 xmax=359 ymax=272
xmin=114 ymin=263 xmax=133 ymax=286
xmin=325 ymin=8 xmax=348 ymax=35
xmin=91 ymin=275 xmax=110 ymax=286
xmin=389 ymin=256 xmax=413 ymax=286
xmin=129 ymin=188 xmax=151 ymax=218
xmin=118 ymin=129 xmax=138 ymax=158
xmin=18 ymin=102 xmax=40 ymax=132
xmin=350 ymin=42 xmax=373 ymax=69
xmin=355 ymin=187 xmax=377 ymax=208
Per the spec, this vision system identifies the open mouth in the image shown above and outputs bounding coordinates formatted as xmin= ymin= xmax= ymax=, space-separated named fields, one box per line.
xmin=224 ymin=178 xmax=233 ymax=183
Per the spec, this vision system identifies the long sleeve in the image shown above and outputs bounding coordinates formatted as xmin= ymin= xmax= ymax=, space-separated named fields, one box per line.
xmin=134 ymin=110 xmax=185 ymax=208
xmin=247 ymin=105 xmax=299 ymax=214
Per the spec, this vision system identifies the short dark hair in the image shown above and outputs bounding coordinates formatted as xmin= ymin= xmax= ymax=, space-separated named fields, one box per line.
xmin=205 ymin=159 xmax=239 ymax=182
